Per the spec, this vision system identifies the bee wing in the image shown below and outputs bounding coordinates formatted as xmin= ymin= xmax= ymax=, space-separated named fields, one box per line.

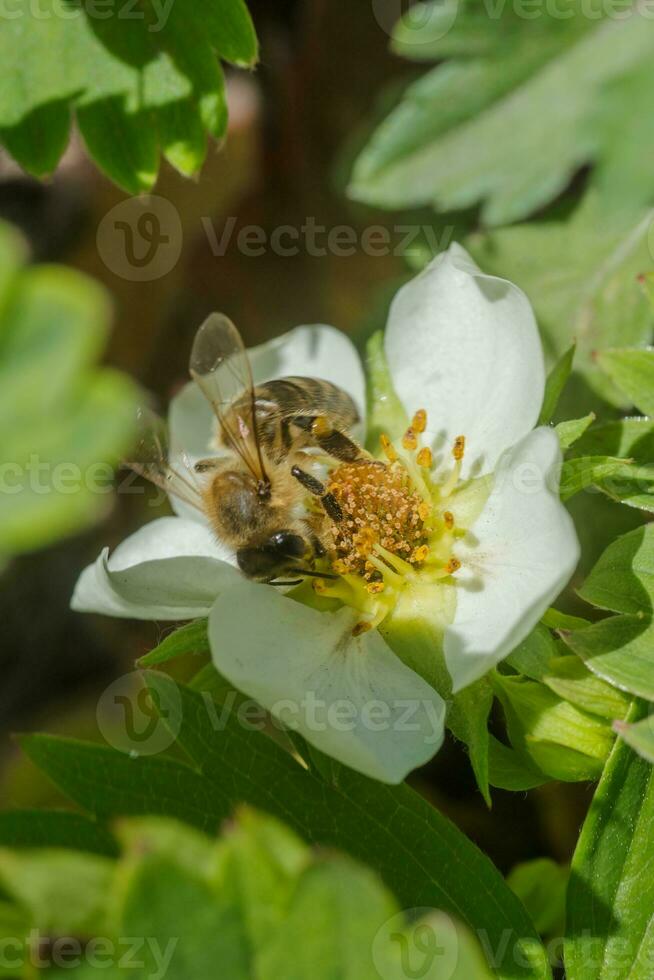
xmin=189 ymin=313 xmax=269 ymax=483
xmin=124 ymin=408 xmax=204 ymax=514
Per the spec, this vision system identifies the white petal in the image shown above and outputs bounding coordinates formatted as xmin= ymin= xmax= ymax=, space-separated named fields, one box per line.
xmin=71 ymin=517 xmax=241 ymax=620
xmin=445 ymin=427 xmax=579 ymax=692
xmin=385 ymin=243 xmax=545 ymax=478
xmin=209 ymin=583 xmax=445 ymax=783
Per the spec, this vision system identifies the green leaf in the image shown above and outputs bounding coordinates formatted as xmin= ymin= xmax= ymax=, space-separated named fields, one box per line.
xmin=572 ymin=419 xmax=654 ymax=511
xmin=613 ymin=715 xmax=654 ymax=765
xmin=542 ymin=656 xmax=630 ymax=723
xmin=0 ymin=0 xmax=257 ymax=190
xmin=257 ymin=859 xmax=398 ymax=980
xmin=487 ymin=738 xmax=546 ymax=792
xmin=19 ymin=734 xmax=232 ymax=833
xmin=137 ymin=618 xmax=210 ymax=667
xmin=0 ymin=809 xmax=118 ymax=857
xmin=467 ymin=199 xmax=654 ymax=407
xmin=0 ymin=223 xmax=139 ymax=559
xmin=447 ymin=678 xmax=494 ymax=806
xmin=507 ymin=859 xmax=567 ymax=937
xmin=143 ymin=673 xmax=551 ymax=980
xmin=350 ymin=2 xmax=654 ymax=225
xmin=565 ymin=702 xmax=654 ymax=979
xmin=578 ymin=524 xmax=654 ymax=616
xmin=595 ymin=348 xmax=654 ymax=416
xmin=0 ymin=848 xmax=113 ymax=936
xmin=364 ymin=330 xmax=408 ymax=451
xmin=118 ymin=855 xmax=250 ymax=979
xmin=506 ymin=624 xmax=558 ymax=681
xmin=493 ymin=674 xmax=612 ymax=781
xmin=555 ymin=414 xmax=595 ymax=450
xmin=561 ymin=616 xmax=654 ymax=701
xmin=539 ymin=343 xmax=576 ymax=424
xmin=560 ymin=456 xmax=635 ymax=501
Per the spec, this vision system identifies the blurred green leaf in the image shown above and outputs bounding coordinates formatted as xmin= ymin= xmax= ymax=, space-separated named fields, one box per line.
xmin=0 ymin=222 xmax=139 ymax=560
xmin=0 ymin=0 xmax=257 ymax=190
xmin=507 ymin=858 xmax=567 ymax=937
xmin=566 ymin=702 xmax=654 ymax=979
xmin=487 ymin=738 xmax=546 ymax=792
xmin=350 ymin=1 xmax=654 ymax=225
xmin=539 ymin=344 xmax=576 ymax=425
xmin=0 ymin=847 xmax=113 ymax=936
xmin=467 ymin=199 xmax=654 ymax=406
xmin=595 ymin=348 xmax=654 ymax=416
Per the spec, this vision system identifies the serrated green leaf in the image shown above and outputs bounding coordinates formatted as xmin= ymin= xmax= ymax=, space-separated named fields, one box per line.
xmin=143 ymin=673 xmax=551 ymax=980
xmin=506 ymin=624 xmax=558 ymax=681
xmin=539 ymin=344 xmax=576 ymax=425
xmin=595 ymin=348 xmax=654 ymax=416
xmin=351 ymin=2 xmax=654 ymax=226
xmin=0 ymin=0 xmax=257 ymax=190
xmin=572 ymin=419 xmax=654 ymax=511
xmin=467 ymin=199 xmax=654 ymax=407
xmin=565 ymin=701 xmax=654 ymax=979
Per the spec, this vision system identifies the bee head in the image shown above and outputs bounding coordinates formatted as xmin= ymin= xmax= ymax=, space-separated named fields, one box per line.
xmin=236 ymin=530 xmax=310 ymax=581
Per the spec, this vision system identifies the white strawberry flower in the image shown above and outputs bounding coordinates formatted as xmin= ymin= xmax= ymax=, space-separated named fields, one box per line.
xmin=73 ymin=244 xmax=579 ymax=784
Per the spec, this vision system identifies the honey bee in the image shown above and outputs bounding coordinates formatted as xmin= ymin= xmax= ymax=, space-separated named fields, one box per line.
xmin=131 ymin=313 xmax=365 ymax=582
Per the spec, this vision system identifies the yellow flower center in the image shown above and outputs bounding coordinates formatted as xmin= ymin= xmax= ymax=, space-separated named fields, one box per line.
xmin=313 ymin=410 xmax=468 ymax=635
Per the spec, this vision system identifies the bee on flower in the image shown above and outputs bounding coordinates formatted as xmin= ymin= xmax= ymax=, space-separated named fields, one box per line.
xmin=73 ymin=244 xmax=579 ymax=783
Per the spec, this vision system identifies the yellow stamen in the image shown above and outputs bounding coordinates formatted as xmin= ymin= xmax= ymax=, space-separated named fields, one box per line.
xmin=402 ymin=428 xmax=418 ymax=452
xmin=366 ymin=553 xmax=404 ymax=587
xmin=353 ymin=621 xmax=372 ymax=636
xmin=417 ymin=447 xmax=432 ymax=468
xmin=453 ymin=435 xmax=466 ymax=461
xmin=412 ymin=544 xmax=430 ymax=563
xmin=418 ymin=501 xmax=432 ymax=521
xmin=366 ymin=581 xmax=385 ymax=595
xmin=443 ymin=510 xmax=454 ymax=529
xmin=412 ymin=409 xmax=427 ymax=433
xmin=380 ymin=433 xmax=397 ymax=462
xmin=373 ymin=543 xmax=414 ymax=576
xmin=431 ymin=556 xmax=462 ymax=580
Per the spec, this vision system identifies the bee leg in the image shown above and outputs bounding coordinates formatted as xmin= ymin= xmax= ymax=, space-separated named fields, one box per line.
xmin=292 ymin=415 xmax=364 ymax=463
xmin=291 ymin=465 xmax=344 ymax=523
